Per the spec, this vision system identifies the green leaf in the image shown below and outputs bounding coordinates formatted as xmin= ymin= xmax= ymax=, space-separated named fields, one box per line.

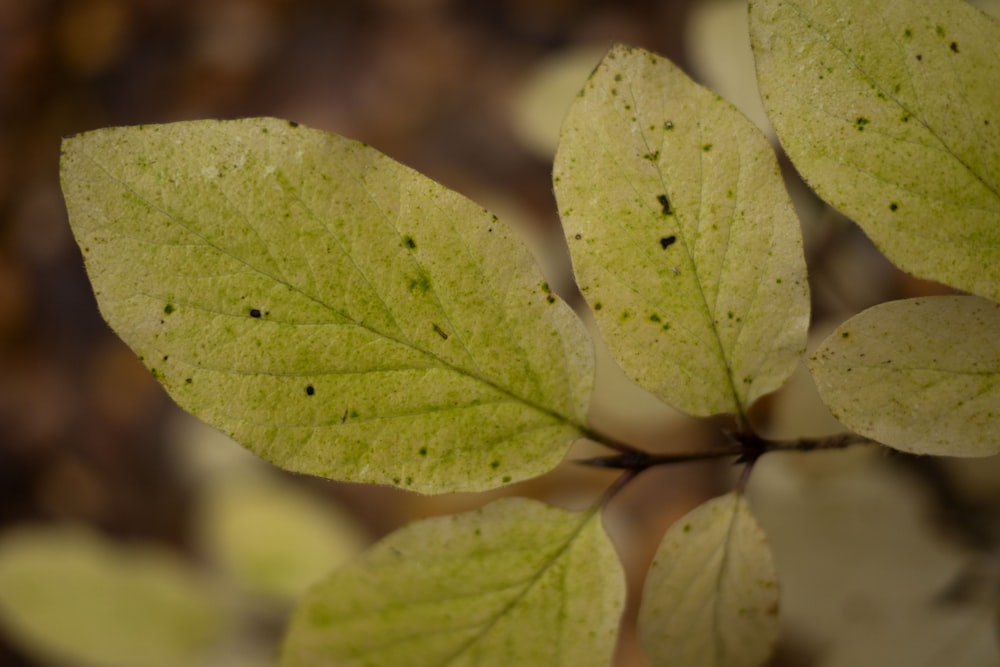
xmin=553 ymin=44 xmax=809 ymax=418
xmin=638 ymin=492 xmax=779 ymax=667
xmin=750 ymin=0 xmax=1000 ymax=301
xmin=809 ymin=296 xmax=1000 ymax=456
xmin=0 ymin=525 xmax=224 ymax=667
xmin=280 ymin=497 xmax=624 ymax=667
xmin=61 ymin=118 xmax=594 ymax=493
xmin=196 ymin=471 xmax=367 ymax=602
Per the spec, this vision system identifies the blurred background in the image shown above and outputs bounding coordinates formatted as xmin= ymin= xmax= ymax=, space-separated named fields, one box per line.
xmin=1 ymin=1 xmax=999 ymax=666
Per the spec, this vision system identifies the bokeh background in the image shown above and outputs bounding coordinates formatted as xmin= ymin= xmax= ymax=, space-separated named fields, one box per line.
xmin=2 ymin=1 xmax=1000 ymax=666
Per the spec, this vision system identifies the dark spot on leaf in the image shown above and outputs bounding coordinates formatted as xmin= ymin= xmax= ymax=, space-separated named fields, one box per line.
xmin=657 ymin=194 xmax=672 ymax=215
xmin=164 ymin=303 xmax=175 ymax=315
xmin=916 ymin=53 xmax=923 ymax=61
xmin=664 ymin=120 xmax=674 ymax=130
xmin=502 ymin=475 xmax=512 ymax=484
xmin=950 ymin=42 xmax=959 ymax=53
xmin=660 ymin=235 xmax=676 ymax=249
xmin=546 ymin=295 xmax=556 ymax=304
xmin=841 ymin=331 xmax=850 ymax=339
xmin=540 ymin=282 xmax=550 ymax=293
xmin=490 ymin=460 xmax=500 ymax=469
xmin=305 ymin=385 xmax=315 ymax=396
xmin=408 ymin=275 xmax=431 ymax=294
xmin=903 ymin=28 xmax=913 ymax=39
xmin=594 ymin=302 xmax=603 ymax=311
xmin=855 ymin=117 xmax=870 ymax=131
xmin=683 ymin=523 xmax=691 ymax=533
xmin=643 ymin=150 xmax=660 ymax=162
xmin=649 ymin=314 xmax=661 ymax=323
xmin=889 ymin=202 xmax=899 ymax=212
xmin=936 ymin=25 xmax=945 ymax=38
xmin=614 ymin=73 xmax=622 ymax=81
xmin=418 ymin=447 xmax=428 ymax=456
xmin=620 ymin=311 xmax=631 ymax=322
xmin=403 ymin=236 xmax=417 ymax=249
xmin=432 ymin=324 xmax=448 ymax=340
xmin=288 ymin=120 xmax=299 ymax=128
xmin=574 ymin=233 xmax=582 ymax=240
xmin=249 ymin=308 xmax=262 ymax=318
xmin=185 ymin=377 xmax=192 ymax=384
xmin=702 ymin=143 xmax=713 ymax=152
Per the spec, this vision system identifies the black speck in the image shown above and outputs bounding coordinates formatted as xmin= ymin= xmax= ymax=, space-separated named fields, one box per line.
xmin=490 ymin=460 xmax=500 ymax=469
xmin=594 ymin=302 xmax=603 ymax=311
xmin=643 ymin=150 xmax=660 ymax=162
xmin=164 ymin=304 xmax=175 ymax=315
xmin=660 ymin=235 xmax=676 ymax=249
xmin=664 ymin=120 xmax=674 ymax=130
xmin=916 ymin=53 xmax=923 ymax=61
xmin=841 ymin=331 xmax=850 ymax=339
xmin=288 ymin=120 xmax=299 ymax=128
xmin=950 ymin=42 xmax=959 ymax=53
xmin=305 ymin=385 xmax=315 ymax=396
xmin=649 ymin=314 xmax=661 ymax=323
xmin=249 ymin=308 xmax=262 ymax=318
xmin=432 ymin=324 xmax=448 ymax=340
xmin=185 ymin=378 xmax=193 ymax=384
xmin=418 ymin=447 xmax=428 ymax=456
xmin=889 ymin=202 xmax=899 ymax=212
xmin=657 ymin=194 xmax=672 ymax=215
xmin=702 ymin=143 xmax=713 ymax=152
xmin=546 ymin=295 xmax=556 ymax=304
xmin=574 ymin=233 xmax=583 ymax=240
xmin=855 ymin=117 xmax=870 ymax=131
xmin=403 ymin=236 xmax=417 ymax=249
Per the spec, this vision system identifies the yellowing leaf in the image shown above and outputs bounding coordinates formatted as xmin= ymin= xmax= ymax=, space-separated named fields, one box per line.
xmin=638 ymin=492 xmax=779 ymax=667
xmin=809 ymin=296 xmax=1000 ymax=456
xmin=61 ymin=118 xmax=595 ymax=493
xmin=750 ymin=0 xmax=1000 ymax=301
xmin=280 ymin=497 xmax=624 ymax=667
xmin=0 ymin=525 xmax=224 ymax=667
xmin=553 ymin=44 xmax=809 ymax=418
xmin=197 ymin=472 xmax=367 ymax=602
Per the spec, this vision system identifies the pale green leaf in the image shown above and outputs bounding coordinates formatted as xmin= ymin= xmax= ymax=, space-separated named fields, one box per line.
xmin=638 ymin=492 xmax=779 ymax=667
xmin=196 ymin=471 xmax=367 ymax=602
xmin=750 ymin=0 xmax=1000 ymax=301
xmin=280 ymin=497 xmax=624 ymax=667
xmin=61 ymin=118 xmax=594 ymax=493
xmin=553 ymin=44 xmax=809 ymax=418
xmin=0 ymin=525 xmax=224 ymax=667
xmin=809 ymin=296 xmax=1000 ymax=456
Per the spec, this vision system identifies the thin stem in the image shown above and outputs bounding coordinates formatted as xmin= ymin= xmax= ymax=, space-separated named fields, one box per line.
xmin=576 ymin=432 xmax=875 ymax=472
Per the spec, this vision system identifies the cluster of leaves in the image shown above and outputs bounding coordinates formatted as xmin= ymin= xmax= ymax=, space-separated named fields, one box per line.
xmin=31 ymin=0 xmax=1000 ymax=665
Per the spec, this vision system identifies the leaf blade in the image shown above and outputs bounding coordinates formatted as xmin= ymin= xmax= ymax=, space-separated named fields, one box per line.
xmin=279 ymin=497 xmax=625 ymax=667
xmin=750 ymin=0 xmax=1000 ymax=300
xmin=638 ymin=492 xmax=779 ymax=667
xmin=809 ymin=296 xmax=1000 ymax=456
xmin=61 ymin=118 xmax=595 ymax=493
xmin=553 ymin=44 xmax=809 ymax=418
xmin=0 ymin=526 xmax=224 ymax=667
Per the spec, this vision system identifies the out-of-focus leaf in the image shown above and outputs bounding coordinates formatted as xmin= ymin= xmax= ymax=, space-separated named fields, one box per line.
xmin=280 ymin=497 xmax=624 ymax=667
xmin=554 ymin=44 xmax=809 ymax=418
xmin=61 ymin=118 xmax=595 ymax=493
xmin=0 ymin=525 xmax=224 ymax=667
xmin=638 ymin=492 xmax=779 ymax=667
xmin=197 ymin=472 xmax=367 ymax=602
xmin=751 ymin=0 xmax=1000 ymax=300
xmin=809 ymin=296 xmax=1000 ymax=456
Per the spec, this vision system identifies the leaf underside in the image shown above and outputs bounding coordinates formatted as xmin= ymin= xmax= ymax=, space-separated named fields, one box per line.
xmin=810 ymin=296 xmax=1000 ymax=456
xmin=61 ymin=118 xmax=595 ymax=493
xmin=280 ymin=497 xmax=625 ymax=667
xmin=554 ymin=44 xmax=809 ymax=418
xmin=751 ymin=0 xmax=1000 ymax=301
xmin=638 ymin=492 xmax=779 ymax=667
